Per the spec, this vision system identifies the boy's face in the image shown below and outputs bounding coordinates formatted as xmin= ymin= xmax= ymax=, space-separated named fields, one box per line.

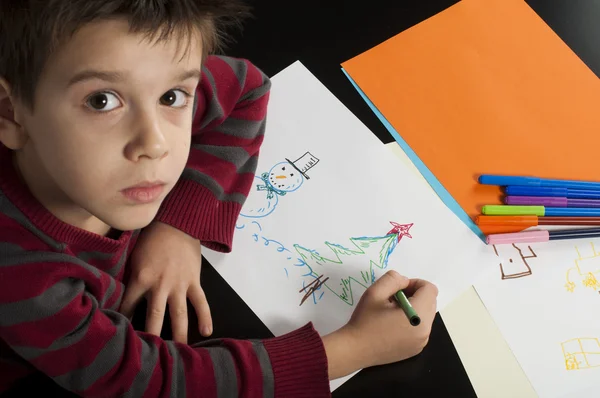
xmin=6 ymin=19 xmax=202 ymax=234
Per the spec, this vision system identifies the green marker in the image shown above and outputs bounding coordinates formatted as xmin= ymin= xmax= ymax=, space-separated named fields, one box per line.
xmin=394 ymin=290 xmax=420 ymax=326
xmin=481 ymin=205 xmax=545 ymax=216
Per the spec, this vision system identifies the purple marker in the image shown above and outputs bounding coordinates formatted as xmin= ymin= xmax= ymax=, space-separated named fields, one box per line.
xmin=505 ymin=196 xmax=600 ymax=208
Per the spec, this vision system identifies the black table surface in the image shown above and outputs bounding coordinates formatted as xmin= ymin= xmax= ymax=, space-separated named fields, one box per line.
xmin=6 ymin=1 xmax=600 ymax=397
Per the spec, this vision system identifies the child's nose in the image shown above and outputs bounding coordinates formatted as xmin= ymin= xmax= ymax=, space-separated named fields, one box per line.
xmin=126 ymin=113 xmax=168 ymax=161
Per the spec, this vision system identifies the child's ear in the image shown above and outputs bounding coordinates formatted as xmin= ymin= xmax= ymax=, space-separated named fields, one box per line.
xmin=0 ymin=78 xmax=28 ymax=150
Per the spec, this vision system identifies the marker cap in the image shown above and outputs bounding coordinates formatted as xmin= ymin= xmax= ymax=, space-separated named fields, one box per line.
xmin=476 ymin=215 xmax=538 ymax=226
xmin=505 ymin=196 xmax=567 ymax=207
xmin=487 ymin=230 xmax=550 ymax=245
xmin=504 ymin=186 xmax=568 ymax=197
xmin=479 ymin=175 xmax=540 ymax=186
xmin=482 ymin=205 xmax=545 ymax=216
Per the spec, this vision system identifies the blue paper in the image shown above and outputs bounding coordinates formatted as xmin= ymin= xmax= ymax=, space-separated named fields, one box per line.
xmin=341 ymin=68 xmax=484 ymax=240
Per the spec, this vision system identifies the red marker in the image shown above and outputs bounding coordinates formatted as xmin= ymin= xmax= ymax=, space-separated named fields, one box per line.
xmin=477 ymin=215 xmax=600 ymax=227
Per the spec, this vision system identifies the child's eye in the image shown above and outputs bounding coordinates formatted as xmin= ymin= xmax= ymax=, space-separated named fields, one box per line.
xmin=86 ymin=92 xmax=121 ymax=112
xmin=160 ymin=89 xmax=189 ymax=108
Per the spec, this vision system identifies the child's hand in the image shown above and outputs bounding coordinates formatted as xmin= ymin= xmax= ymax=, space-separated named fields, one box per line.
xmin=120 ymin=221 xmax=212 ymax=343
xmin=322 ymin=270 xmax=438 ymax=379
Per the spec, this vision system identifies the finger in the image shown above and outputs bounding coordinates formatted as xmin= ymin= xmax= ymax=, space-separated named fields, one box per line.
xmin=145 ymin=291 xmax=169 ymax=337
xmin=406 ymin=280 xmax=438 ymax=319
xmin=368 ymin=270 xmax=410 ymax=302
xmin=169 ymin=294 xmax=189 ymax=344
xmin=189 ymin=285 xmax=213 ymax=337
xmin=120 ymin=284 xmax=148 ymax=319
xmin=402 ymin=278 xmax=438 ymax=297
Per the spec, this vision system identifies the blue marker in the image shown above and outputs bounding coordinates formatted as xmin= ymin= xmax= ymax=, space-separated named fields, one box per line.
xmin=504 ymin=186 xmax=600 ymax=199
xmin=479 ymin=175 xmax=600 ymax=191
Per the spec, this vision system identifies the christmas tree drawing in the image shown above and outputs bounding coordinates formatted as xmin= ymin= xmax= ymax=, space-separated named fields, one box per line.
xmin=294 ymin=222 xmax=413 ymax=306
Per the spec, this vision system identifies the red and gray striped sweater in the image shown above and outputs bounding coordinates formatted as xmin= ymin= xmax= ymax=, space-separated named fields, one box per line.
xmin=0 ymin=56 xmax=330 ymax=397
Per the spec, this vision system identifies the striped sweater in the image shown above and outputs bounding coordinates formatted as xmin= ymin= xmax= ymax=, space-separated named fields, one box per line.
xmin=0 ymin=56 xmax=331 ymax=397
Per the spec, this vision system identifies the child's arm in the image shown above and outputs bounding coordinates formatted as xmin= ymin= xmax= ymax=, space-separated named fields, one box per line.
xmin=0 ymin=229 xmax=437 ymax=397
xmin=154 ymin=55 xmax=270 ymax=253
xmin=0 ymin=243 xmax=329 ymax=397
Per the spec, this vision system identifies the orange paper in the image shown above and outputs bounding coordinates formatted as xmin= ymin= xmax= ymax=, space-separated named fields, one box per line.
xmin=343 ymin=0 xmax=600 ymax=221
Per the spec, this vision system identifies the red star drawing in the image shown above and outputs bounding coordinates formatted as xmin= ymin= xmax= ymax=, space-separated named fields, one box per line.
xmin=387 ymin=222 xmax=413 ymax=242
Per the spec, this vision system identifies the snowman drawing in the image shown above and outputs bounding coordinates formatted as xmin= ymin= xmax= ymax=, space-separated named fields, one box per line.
xmin=240 ymin=152 xmax=319 ymax=218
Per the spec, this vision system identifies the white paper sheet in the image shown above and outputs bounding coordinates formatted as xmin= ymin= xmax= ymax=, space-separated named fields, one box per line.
xmin=203 ymin=61 xmax=496 ymax=390
xmin=475 ymin=238 xmax=600 ymax=398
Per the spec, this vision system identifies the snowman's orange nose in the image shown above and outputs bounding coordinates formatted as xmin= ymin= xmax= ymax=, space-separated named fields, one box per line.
xmin=276 ymin=175 xmax=287 ymax=179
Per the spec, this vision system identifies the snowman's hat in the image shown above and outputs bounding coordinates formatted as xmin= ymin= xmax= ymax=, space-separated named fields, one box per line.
xmin=285 ymin=152 xmax=319 ymax=180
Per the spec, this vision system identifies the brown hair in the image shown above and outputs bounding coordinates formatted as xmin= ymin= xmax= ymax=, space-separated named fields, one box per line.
xmin=0 ymin=0 xmax=250 ymax=108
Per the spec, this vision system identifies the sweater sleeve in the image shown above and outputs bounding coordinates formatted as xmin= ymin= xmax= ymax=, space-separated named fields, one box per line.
xmin=155 ymin=56 xmax=270 ymax=253
xmin=0 ymin=242 xmax=330 ymax=397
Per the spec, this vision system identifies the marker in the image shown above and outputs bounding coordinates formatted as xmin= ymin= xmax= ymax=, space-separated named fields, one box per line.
xmin=505 ymin=196 xmax=600 ymax=208
xmin=482 ymin=205 xmax=600 ymax=217
xmin=394 ymin=290 xmax=420 ymax=326
xmin=505 ymin=186 xmax=600 ymax=199
xmin=477 ymin=215 xmax=600 ymax=227
xmin=481 ymin=205 xmax=544 ymax=216
xmin=479 ymin=225 xmax=532 ymax=235
xmin=479 ymin=175 xmax=600 ymax=191
xmin=487 ymin=228 xmax=600 ymax=245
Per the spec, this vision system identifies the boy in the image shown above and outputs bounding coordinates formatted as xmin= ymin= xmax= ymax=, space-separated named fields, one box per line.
xmin=0 ymin=0 xmax=439 ymax=397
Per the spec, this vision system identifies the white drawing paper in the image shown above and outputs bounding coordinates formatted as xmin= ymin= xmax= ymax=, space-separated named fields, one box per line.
xmin=203 ymin=61 xmax=496 ymax=389
xmin=475 ymin=238 xmax=600 ymax=398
